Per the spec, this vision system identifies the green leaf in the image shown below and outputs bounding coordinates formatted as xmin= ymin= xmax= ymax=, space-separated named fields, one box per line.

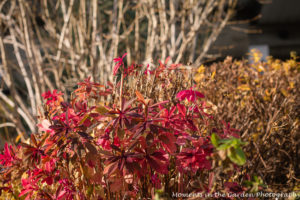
xmin=218 ymin=138 xmax=235 ymax=145
xmin=235 ymin=147 xmax=246 ymax=164
xmin=228 ymin=148 xmax=246 ymax=166
xmin=227 ymin=148 xmax=239 ymax=164
xmin=217 ymin=137 xmax=245 ymax=150
xmin=243 ymin=180 xmax=253 ymax=187
xmin=211 ymin=133 xmax=219 ymax=147
xmin=217 ymin=142 xmax=231 ymax=150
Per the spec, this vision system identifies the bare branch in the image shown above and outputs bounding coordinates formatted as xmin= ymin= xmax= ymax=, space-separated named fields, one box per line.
xmin=56 ymin=0 xmax=74 ymax=61
xmin=0 ymin=122 xmax=16 ymax=128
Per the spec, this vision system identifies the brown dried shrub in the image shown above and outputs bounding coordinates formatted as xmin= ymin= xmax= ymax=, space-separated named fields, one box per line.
xmin=194 ymin=51 xmax=300 ymax=192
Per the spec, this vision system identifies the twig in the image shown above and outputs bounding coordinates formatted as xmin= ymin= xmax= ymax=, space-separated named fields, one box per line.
xmin=56 ymin=0 xmax=74 ymax=61
xmin=253 ymin=141 xmax=268 ymax=169
xmin=0 ymin=122 xmax=15 ymax=128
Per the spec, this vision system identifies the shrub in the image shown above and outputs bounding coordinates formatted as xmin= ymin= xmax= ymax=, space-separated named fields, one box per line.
xmin=0 ymin=55 xmax=248 ymax=199
xmin=194 ymin=50 xmax=300 ymax=192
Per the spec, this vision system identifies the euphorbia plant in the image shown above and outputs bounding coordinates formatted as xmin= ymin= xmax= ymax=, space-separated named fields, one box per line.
xmin=0 ymin=55 xmax=247 ymax=199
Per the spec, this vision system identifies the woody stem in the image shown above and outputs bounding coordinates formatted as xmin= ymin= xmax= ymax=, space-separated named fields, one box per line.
xmin=120 ymin=71 xmax=124 ymax=108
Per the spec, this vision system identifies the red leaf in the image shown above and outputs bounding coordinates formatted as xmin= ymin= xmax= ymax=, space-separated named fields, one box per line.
xmin=103 ymin=162 xmax=118 ymax=176
xmin=151 ymin=150 xmax=169 ymax=162
xmin=57 ymin=190 xmax=67 ymax=200
xmin=148 ymin=157 xmax=163 ymax=173
xmin=176 ymin=89 xmax=205 ymax=102
xmin=176 ymin=103 xmax=186 ymax=117
xmin=110 ymin=178 xmax=123 ymax=192
xmin=113 ymin=53 xmax=127 ymax=76
xmin=159 ymin=133 xmax=177 ymax=153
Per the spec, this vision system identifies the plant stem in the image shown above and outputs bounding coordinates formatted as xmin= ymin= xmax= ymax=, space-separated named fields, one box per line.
xmin=120 ymin=72 xmax=124 ymax=108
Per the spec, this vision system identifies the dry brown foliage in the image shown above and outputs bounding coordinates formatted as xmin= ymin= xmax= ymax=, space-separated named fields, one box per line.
xmin=194 ymin=51 xmax=300 ymax=192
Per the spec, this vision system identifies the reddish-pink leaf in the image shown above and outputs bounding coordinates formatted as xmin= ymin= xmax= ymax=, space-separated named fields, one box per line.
xmin=176 ymin=89 xmax=205 ymax=102
xmin=159 ymin=133 xmax=177 ymax=153
xmin=110 ymin=178 xmax=123 ymax=192
xmin=177 ymin=103 xmax=186 ymax=117
xmin=103 ymin=162 xmax=118 ymax=176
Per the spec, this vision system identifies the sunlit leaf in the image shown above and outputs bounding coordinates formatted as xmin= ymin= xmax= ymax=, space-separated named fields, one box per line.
xmin=211 ymin=133 xmax=219 ymax=148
